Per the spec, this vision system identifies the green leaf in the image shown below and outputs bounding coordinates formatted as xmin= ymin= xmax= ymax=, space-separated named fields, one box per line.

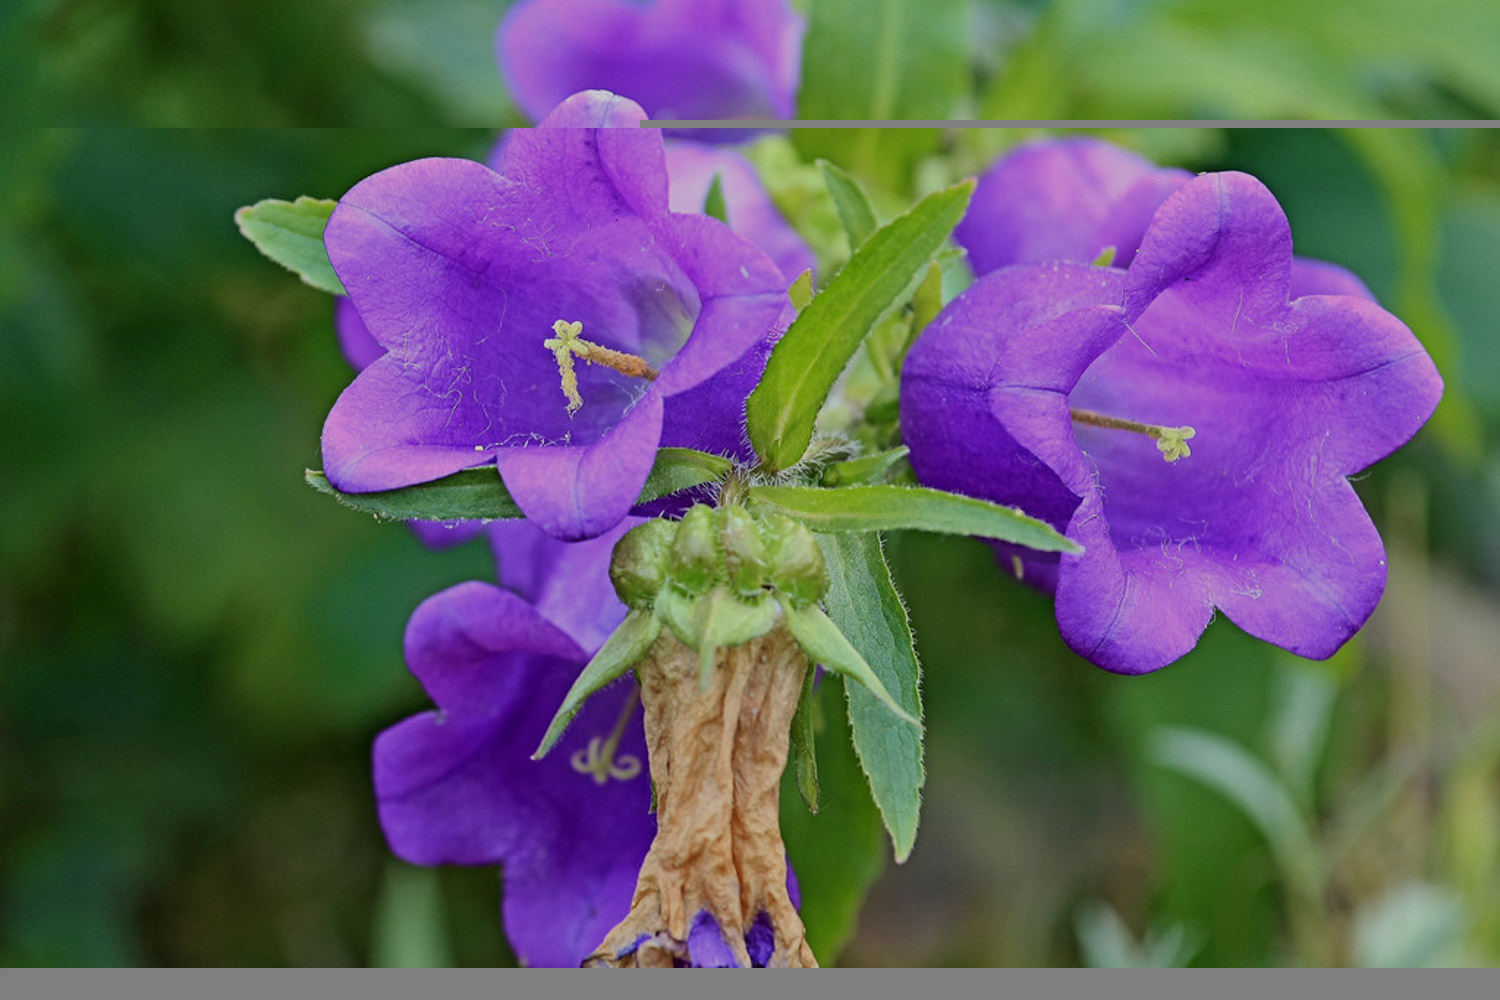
xmin=820 ymin=447 xmax=910 ymax=487
xmin=304 ymin=447 xmax=731 ymax=523
xmin=655 ymin=587 xmax=778 ymax=688
xmin=747 ymin=483 xmax=1080 ymax=552
xmin=779 ymin=675 xmax=887 ymax=964
xmin=795 ymin=0 xmax=972 ymax=188
xmin=304 ymin=467 xmax=522 ymax=521
xmin=1147 ymin=725 xmax=1321 ymax=896
xmin=234 ymin=196 xmax=345 ymax=295
xmin=780 ymin=600 xmax=919 ymax=732
xmin=533 ymin=609 xmax=659 ymax=759
xmin=745 ymin=180 xmax=974 ymax=472
xmin=638 ymin=447 xmax=735 ymax=503
xmin=702 ymin=171 xmax=728 ymax=224
xmin=816 ymin=532 xmax=924 ymax=862
xmin=819 ymin=159 xmax=877 ymax=248
xmin=789 ymin=662 xmax=820 ymax=813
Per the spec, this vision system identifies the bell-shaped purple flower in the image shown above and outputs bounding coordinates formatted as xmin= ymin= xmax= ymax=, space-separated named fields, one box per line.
xmin=955 ymin=136 xmax=1378 ymax=301
xmin=902 ymin=171 xmax=1443 ymax=673
xmin=320 ymin=90 xmax=787 ymax=541
xmin=373 ymin=520 xmax=652 ymax=967
xmin=497 ymin=0 xmax=803 ymax=141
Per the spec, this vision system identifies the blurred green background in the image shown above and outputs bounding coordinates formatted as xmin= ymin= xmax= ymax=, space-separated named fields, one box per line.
xmin=4 ymin=0 xmax=1500 ymax=969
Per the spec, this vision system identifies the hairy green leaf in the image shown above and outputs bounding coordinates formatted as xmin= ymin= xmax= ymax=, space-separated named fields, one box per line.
xmin=533 ymin=609 xmax=659 ymax=760
xmin=746 ymin=180 xmax=974 ymax=472
xmin=234 ymin=196 xmax=345 ymax=295
xmin=305 ymin=447 xmax=731 ymax=523
xmin=819 ymin=159 xmax=878 ymax=247
xmin=789 ymin=661 xmax=821 ymax=813
xmin=781 ymin=600 xmax=919 ymax=731
xmin=748 ymin=483 xmax=1079 ymax=552
xmin=817 ymin=532 xmax=924 ymax=862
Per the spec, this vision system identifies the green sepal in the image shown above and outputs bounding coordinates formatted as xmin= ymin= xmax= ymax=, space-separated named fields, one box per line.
xmin=533 ymin=609 xmax=661 ymax=760
xmin=779 ymin=600 xmax=919 ymax=729
xmin=747 ymin=483 xmax=1081 ymax=553
xmin=703 ymin=172 xmax=729 ymax=224
xmin=789 ymin=660 xmax=820 ymax=814
xmin=818 ymin=159 xmax=877 ymax=248
xmin=821 ymin=446 xmax=910 ymax=487
xmin=305 ymin=446 xmax=731 ymax=523
xmin=745 ymin=179 xmax=975 ymax=473
xmin=234 ymin=196 xmax=346 ymax=295
xmin=656 ymin=586 xmax=780 ymax=689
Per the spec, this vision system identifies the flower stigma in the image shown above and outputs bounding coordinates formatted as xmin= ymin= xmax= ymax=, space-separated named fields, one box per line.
xmin=570 ymin=686 xmax=644 ymax=785
xmin=1069 ymin=407 xmax=1197 ymax=463
xmin=544 ymin=319 xmax=660 ymax=418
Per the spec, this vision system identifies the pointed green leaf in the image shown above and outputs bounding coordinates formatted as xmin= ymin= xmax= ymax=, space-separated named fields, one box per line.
xmin=816 ymin=532 xmax=924 ymax=862
xmin=304 ymin=467 xmax=522 ymax=521
xmin=234 ymin=196 xmax=346 ymax=295
xmin=780 ymin=601 xmax=918 ymax=731
xmin=747 ymin=483 xmax=1080 ymax=552
xmin=304 ymin=447 xmax=731 ymax=523
xmin=703 ymin=171 xmax=728 ymax=223
xmin=638 ymin=447 xmax=735 ymax=503
xmin=534 ymin=609 xmax=660 ymax=759
xmin=821 ymin=446 xmax=910 ymax=487
xmin=819 ymin=159 xmax=877 ymax=248
xmin=789 ymin=661 xmax=821 ymax=813
xmin=746 ymin=180 xmax=975 ymax=472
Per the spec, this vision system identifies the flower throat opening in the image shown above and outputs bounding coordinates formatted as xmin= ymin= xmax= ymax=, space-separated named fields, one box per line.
xmin=1069 ymin=407 xmax=1196 ymax=463
xmin=546 ymin=319 xmax=660 ymax=418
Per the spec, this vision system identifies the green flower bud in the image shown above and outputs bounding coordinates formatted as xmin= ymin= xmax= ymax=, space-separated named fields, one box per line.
xmin=761 ymin=515 xmax=827 ymax=607
xmin=609 ymin=519 xmax=677 ymax=608
xmin=668 ymin=504 xmax=723 ymax=596
xmin=719 ymin=504 xmax=770 ymax=599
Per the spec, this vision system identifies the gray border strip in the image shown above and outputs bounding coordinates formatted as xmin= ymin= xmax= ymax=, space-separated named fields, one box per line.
xmin=644 ymin=119 xmax=1500 ymax=129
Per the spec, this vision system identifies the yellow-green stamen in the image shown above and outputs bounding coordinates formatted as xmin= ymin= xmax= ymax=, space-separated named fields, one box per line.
xmin=544 ymin=319 xmax=659 ymax=418
xmin=1070 ymin=407 xmax=1197 ymax=463
xmin=570 ymin=686 xmax=643 ymax=785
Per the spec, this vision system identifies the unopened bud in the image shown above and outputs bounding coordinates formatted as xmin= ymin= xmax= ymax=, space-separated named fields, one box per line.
xmin=761 ymin=516 xmax=826 ymax=607
xmin=668 ymin=504 xmax=723 ymax=596
xmin=720 ymin=505 xmax=771 ymax=598
xmin=610 ymin=519 xmax=677 ymax=608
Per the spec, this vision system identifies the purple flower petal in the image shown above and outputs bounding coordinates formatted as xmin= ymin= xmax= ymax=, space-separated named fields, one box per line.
xmin=904 ymin=171 xmax=1443 ymax=673
xmin=665 ymin=141 xmax=815 ymax=281
xmin=954 ymin=138 xmax=1190 ymax=275
xmin=321 ymin=98 xmax=786 ymax=539
xmin=498 ymin=0 xmax=804 ymax=140
xmin=687 ymin=910 xmax=745 ymax=968
xmin=373 ymin=581 xmax=655 ymax=967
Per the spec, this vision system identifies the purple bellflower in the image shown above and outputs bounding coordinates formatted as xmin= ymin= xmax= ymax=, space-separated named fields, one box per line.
xmin=373 ymin=521 xmax=655 ymax=967
xmin=902 ymin=171 xmax=1443 ymax=673
xmin=497 ymin=0 xmax=803 ymax=141
xmin=320 ymin=90 xmax=788 ymax=541
xmin=954 ymin=136 xmax=1379 ymax=303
